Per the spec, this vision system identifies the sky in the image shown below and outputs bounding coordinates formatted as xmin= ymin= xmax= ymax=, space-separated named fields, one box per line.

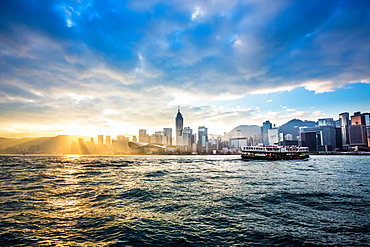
xmin=1 ymin=0 xmax=369 ymax=138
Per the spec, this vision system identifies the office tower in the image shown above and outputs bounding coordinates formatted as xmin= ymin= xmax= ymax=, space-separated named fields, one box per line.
xmin=285 ymin=134 xmax=293 ymax=141
xmin=349 ymin=124 xmax=367 ymax=146
xmin=163 ymin=128 xmax=172 ymax=146
xmin=365 ymin=113 xmax=370 ymax=147
xmin=154 ymin=131 xmax=162 ymax=144
xmin=139 ymin=129 xmax=147 ymax=142
xmin=318 ymin=118 xmax=335 ymax=127
xmin=150 ymin=134 xmax=157 ymax=144
xmin=320 ymin=126 xmax=337 ymax=150
xmin=175 ymin=107 xmax=184 ymax=145
xmin=117 ymin=135 xmax=126 ymax=142
xmin=351 ymin=112 xmax=365 ymax=125
xmin=339 ymin=112 xmax=350 ymax=147
xmin=182 ymin=127 xmax=193 ymax=146
xmin=300 ymin=131 xmax=322 ymax=152
xmin=98 ymin=135 xmax=104 ymax=145
xmin=198 ymin=126 xmax=208 ymax=153
xmin=349 ymin=112 xmax=370 ymax=147
xmin=133 ymin=136 xmax=137 ymax=142
xmin=117 ymin=135 xmax=129 ymax=153
xmin=229 ymin=138 xmax=248 ymax=149
xmin=268 ymin=128 xmax=279 ymax=145
xmin=262 ymin=121 xmax=272 ymax=145
xmin=106 ymin=135 xmax=111 ymax=146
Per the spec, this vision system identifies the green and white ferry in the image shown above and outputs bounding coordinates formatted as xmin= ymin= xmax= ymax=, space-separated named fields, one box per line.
xmin=241 ymin=145 xmax=310 ymax=160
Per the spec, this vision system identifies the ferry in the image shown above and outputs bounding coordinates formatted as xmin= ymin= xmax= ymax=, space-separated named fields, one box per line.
xmin=241 ymin=145 xmax=310 ymax=160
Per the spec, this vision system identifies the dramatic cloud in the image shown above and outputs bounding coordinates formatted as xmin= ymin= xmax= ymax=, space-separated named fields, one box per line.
xmin=0 ymin=0 xmax=369 ymax=137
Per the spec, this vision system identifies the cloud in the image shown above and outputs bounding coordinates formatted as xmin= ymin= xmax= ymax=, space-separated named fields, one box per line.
xmin=0 ymin=0 xmax=369 ymax=136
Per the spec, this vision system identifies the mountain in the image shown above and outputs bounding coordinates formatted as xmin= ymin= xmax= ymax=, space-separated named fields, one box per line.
xmin=227 ymin=125 xmax=261 ymax=138
xmin=279 ymin=119 xmax=317 ymax=140
xmin=0 ymin=135 xmax=83 ymax=154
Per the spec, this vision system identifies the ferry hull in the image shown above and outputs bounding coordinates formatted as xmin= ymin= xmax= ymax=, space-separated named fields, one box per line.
xmin=241 ymin=153 xmax=309 ymax=160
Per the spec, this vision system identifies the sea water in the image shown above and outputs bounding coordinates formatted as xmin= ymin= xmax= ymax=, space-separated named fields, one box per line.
xmin=0 ymin=155 xmax=369 ymax=246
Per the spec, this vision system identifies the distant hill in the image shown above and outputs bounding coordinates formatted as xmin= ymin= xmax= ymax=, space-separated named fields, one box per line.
xmin=0 ymin=135 xmax=84 ymax=154
xmin=279 ymin=119 xmax=317 ymax=140
xmin=227 ymin=125 xmax=261 ymax=138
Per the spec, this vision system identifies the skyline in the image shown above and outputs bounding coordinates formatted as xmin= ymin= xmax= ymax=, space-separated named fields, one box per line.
xmin=1 ymin=0 xmax=370 ymax=138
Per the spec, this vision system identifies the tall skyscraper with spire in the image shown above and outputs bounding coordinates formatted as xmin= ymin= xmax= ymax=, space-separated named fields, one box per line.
xmin=175 ymin=106 xmax=184 ymax=145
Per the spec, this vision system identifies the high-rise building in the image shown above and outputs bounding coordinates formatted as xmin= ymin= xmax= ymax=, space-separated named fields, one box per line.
xmin=162 ymin=128 xmax=172 ymax=146
xmin=339 ymin=112 xmax=350 ymax=148
xmin=300 ymin=130 xmax=322 ymax=152
xmin=117 ymin=135 xmax=129 ymax=153
xmin=198 ymin=126 xmax=208 ymax=153
xmin=106 ymin=135 xmax=111 ymax=146
xmin=268 ymin=128 xmax=279 ymax=145
xmin=351 ymin=112 xmax=365 ymax=125
xmin=98 ymin=135 xmax=104 ymax=145
xmin=349 ymin=125 xmax=367 ymax=146
xmin=262 ymin=121 xmax=272 ymax=145
xmin=349 ymin=112 xmax=370 ymax=148
xmin=182 ymin=127 xmax=193 ymax=147
xmin=318 ymin=118 xmax=335 ymax=127
xmin=320 ymin=126 xmax=337 ymax=150
xmin=175 ymin=107 xmax=184 ymax=145
xmin=139 ymin=129 xmax=148 ymax=143
xmin=154 ymin=131 xmax=162 ymax=144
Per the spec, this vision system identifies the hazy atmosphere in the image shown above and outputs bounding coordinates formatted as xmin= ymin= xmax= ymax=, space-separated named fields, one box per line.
xmin=1 ymin=0 xmax=369 ymax=137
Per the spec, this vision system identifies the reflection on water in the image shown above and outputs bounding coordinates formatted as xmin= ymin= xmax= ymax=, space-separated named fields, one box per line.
xmin=0 ymin=155 xmax=369 ymax=246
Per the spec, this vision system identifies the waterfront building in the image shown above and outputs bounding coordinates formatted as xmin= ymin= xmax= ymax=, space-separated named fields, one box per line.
xmin=198 ymin=126 xmax=208 ymax=154
xmin=365 ymin=113 xmax=370 ymax=147
xmin=139 ymin=129 xmax=149 ymax=143
xmin=175 ymin=107 xmax=184 ymax=145
xmin=106 ymin=135 xmax=111 ymax=146
xmin=229 ymin=138 xmax=248 ymax=150
xmin=320 ymin=126 xmax=338 ymax=151
xmin=98 ymin=135 xmax=104 ymax=145
xmin=162 ymin=128 xmax=172 ymax=146
xmin=150 ymin=134 xmax=157 ymax=144
xmin=351 ymin=112 xmax=365 ymax=125
xmin=262 ymin=121 xmax=272 ymax=145
xmin=349 ymin=112 xmax=370 ymax=148
xmin=182 ymin=127 xmax=193 ymax=147
xmin=300 ymin=128 xmax=322 ymax=152
xmin=339 ymin=112 xmax=350 ymax=148
xmin=318 ymin=118 xmax=335 ymax=127
xmin=349 ymin=125 xmax=367 ymax=147
xmin=153 ymin=131 xmax=162 ymax=144
xmin=116 ymin=135 xmax=129 ymax=153
xmin=267 ymin=128 xmax=279 ymax=145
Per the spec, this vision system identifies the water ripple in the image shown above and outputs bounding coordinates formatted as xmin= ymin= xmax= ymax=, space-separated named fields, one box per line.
xmin=0 ymin=155 xmax=369 ymax=246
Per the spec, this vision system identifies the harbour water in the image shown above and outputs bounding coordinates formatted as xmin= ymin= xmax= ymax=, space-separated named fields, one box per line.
xmin=0 ymin=155 xmax=369 ymax=246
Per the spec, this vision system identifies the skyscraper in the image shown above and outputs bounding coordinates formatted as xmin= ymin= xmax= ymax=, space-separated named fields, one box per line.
xmin=198 ymin=126 xmax=208 ymax=153
xmin=106 ymin=135 xmax=111 ymax=146
xmin=262 ymin=121 xmax=272 ymax=145
xmin=98 ymin=135 xmax=104 ymax=145
xmin=339 ymin=112 xmax=350 ymax=148
xmin=162 ymin=128 xmax=172 ymax=146
xmin=175 ymin=107 xmax=184 ymax=145
xmin=182 ymin=127 xmax=193 ymax=147
xmin=318 ymin=118 xmax=335 ymax=127
xmin=349 ymin=112 xmax=370 ymax=148
xmin=139 ymin=129 xmax=148 ymax=143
